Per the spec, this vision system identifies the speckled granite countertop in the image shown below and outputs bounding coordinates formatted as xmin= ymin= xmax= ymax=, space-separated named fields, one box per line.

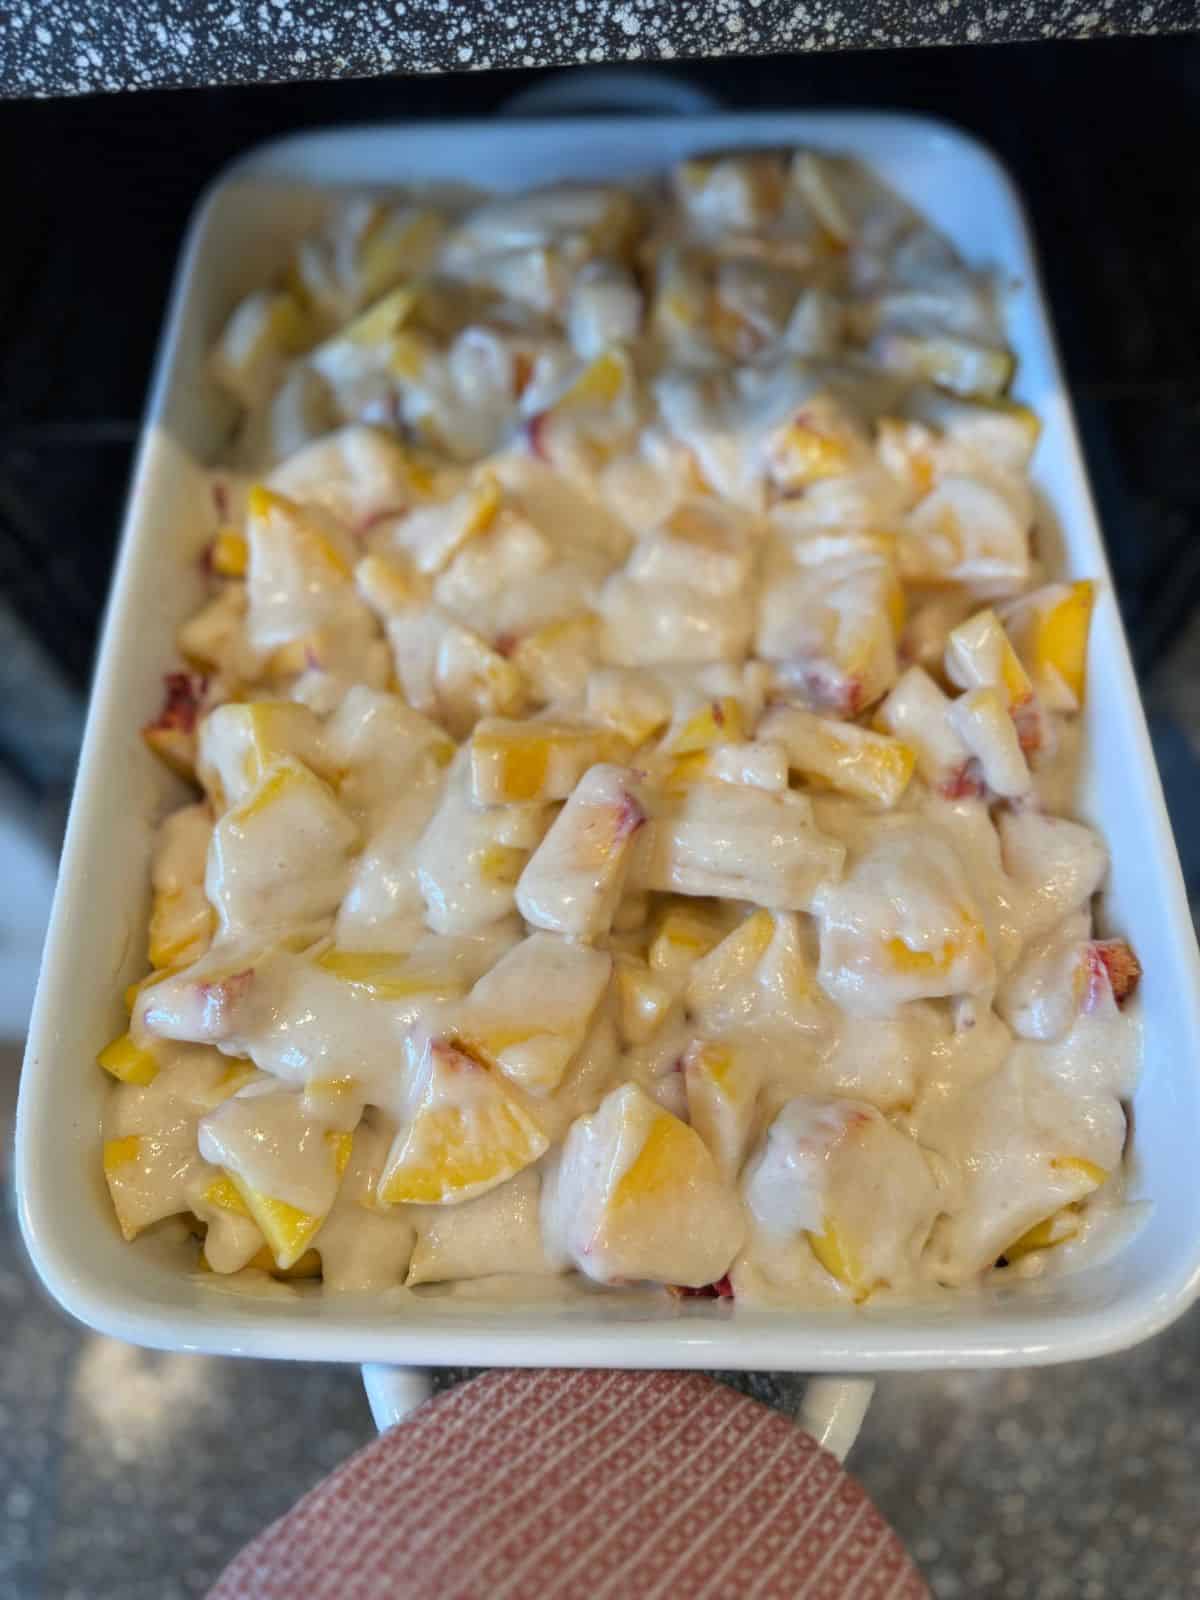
xmin=3 ymin=0 xmax=1198 ymax=98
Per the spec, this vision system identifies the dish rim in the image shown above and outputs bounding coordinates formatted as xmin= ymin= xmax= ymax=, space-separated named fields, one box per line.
xmin=17 ymin=107 xmax=1200 ymax=1372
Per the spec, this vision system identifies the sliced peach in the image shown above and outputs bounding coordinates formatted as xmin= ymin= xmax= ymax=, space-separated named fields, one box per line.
xmin=378 ymin=1038 xmax=548 ymax=1206
xmin=315 ymin=948 xmax=470 ymax=1002
xmin=469 ymin=718 xmax=628 ymax=806
xmin=224 ymin=1131 xmax=352 ymax=1270
xmin=210 ymin=528 xmax=248 ymax=578
xmin=210 ymin=288 xmax=311 ymax=409
xmin=945 ymin=609 xmax=1032 ymax=708
xmin=648 ymin=900 xmax=727 ymax=976
xmin=515 ymin=763 xmax=646 ymax=940
xmin=683 ymin=1040 xmax=761 ymax=1180
xmin=454 ymin=933 xmax=611 ymax=1094
xmin=875 ymin=666 xmax=971 ymax=789
xmin=97 ymin=1032 xmax=160 ymax=1087
xmin=613 ymin=954 xmax=674 ymax=1045
xmin=760 ymin=705 xmax=915 ymax=808
xmin=142 ymin=672 xmax=206 ymax=783
xmin=197 ymin=699 xmax=331 ymax=810
xmin=659 ymin=696 xmax=747 ymax=757
xmin=543 ymin=1082 xmax=744 ymax=1287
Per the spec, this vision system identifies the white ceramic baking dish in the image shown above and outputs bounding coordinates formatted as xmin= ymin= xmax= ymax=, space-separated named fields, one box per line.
xmin=17 ymin=110 xmax=1200 ymax=1452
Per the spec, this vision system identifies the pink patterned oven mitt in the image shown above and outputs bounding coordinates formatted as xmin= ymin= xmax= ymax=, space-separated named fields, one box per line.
xmin=207 ymin=1369 xmax=929 ymax=1599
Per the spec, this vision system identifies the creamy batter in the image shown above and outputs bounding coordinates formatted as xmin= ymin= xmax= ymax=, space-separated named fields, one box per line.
xmin=106 ymin=148 xmax=1140 ymax=1307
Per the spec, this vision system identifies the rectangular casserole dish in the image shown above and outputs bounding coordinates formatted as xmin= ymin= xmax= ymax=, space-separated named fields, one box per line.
xmin=17 ymin=110 xmax=1200 ymax=1374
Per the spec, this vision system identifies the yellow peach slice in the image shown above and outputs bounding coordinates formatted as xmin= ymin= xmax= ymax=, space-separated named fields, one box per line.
xmin=97 ymin=1033 xmax=160 ymax=1087
xmin=660 ymin=697 xmax=747 ymax=757
xmin=945 ymin=609 xmax=1032 ymax=708
xmin=315 ymin=949 xmax=470 ymax=1002
xmin=1031 ymin=580 xmax=1094 ymax=705
xmin=683 ymin=1040 xmax=761 ymax=1180
xmin=648 ymin=902 xmax=726 ymax=976
xmin=807 ymin=1221 xmax=870 ymax=1301
xmin=227 ymin=1131 xmax=352 ymax=1269
xmin=613 ymin=955 xmax=674 ymax=1045
xmin=210 ymin=528 xmax=248 ymax=577
xmin=760 ymin=706 xmax=915 ymax=808
xmin=469 ymin=718 xmax=627 ymax=805
xmin=378 ymin=1040 xmax=548 ymax=1206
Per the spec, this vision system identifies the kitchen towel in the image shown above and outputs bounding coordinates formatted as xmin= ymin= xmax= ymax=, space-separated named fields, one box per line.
xmin=207 ymin=1367 xmax=928 ymax=1599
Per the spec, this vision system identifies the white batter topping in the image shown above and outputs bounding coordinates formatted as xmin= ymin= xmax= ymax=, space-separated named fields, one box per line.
xmin=106 ymin=149 xmax=1141 ymax=1306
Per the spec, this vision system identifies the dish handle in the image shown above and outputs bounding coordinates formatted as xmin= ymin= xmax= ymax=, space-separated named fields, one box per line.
xmin=360 ymin=1367 xmax=874 ymax=1463
xmin=361 ymin=1363 xmax=435 ymax=1430
xmin=497 ymin=66 xmax=722 ymax=118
